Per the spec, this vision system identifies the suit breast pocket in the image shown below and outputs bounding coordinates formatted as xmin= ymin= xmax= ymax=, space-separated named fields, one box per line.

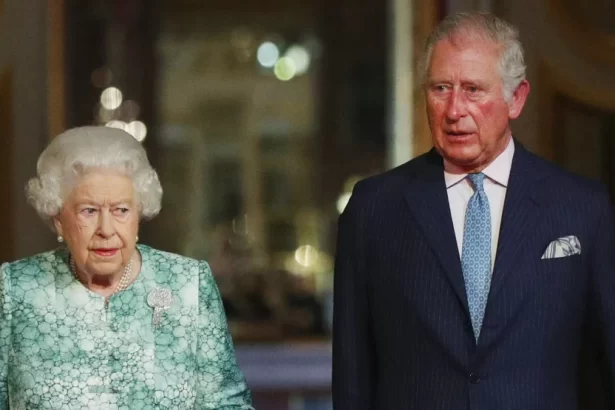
xmin=535 ymin=254 xmax=588 ymax=315
xmin=538 ymin=254 xmax=582 ymax=272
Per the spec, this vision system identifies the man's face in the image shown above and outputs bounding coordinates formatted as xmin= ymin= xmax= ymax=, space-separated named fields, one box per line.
xmin=425 ymin=36 xmax=529 ymax=173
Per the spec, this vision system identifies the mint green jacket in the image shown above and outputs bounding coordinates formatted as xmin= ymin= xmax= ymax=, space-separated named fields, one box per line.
xmin=0 ymin=245 xmax=253 ymax=409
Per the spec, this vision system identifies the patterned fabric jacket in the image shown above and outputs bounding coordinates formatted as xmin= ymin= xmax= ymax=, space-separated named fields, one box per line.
xmin=0 ymin=244 xmax=253 ymax=410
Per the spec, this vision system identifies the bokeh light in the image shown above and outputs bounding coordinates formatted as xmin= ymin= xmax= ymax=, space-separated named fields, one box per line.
xmin=285 ymin=45 xmax=311 ymax=75
xmin=274 ymin=57 xmax=297 ymax=81
xmin=257 ymin=41 xmax=280 ymax=68
xmin=100 ymin=87 xmax=123 ymax=110
xmin=125 ymin=121 xmax=148 ymax=142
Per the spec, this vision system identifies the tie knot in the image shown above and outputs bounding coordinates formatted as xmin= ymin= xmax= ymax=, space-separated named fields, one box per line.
xmin=467 ymin=173 xmax=486 ymax=192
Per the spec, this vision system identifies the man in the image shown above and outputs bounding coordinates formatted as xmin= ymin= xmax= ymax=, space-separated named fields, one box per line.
xmin=332 ymin=11 xmax=615 ymax=410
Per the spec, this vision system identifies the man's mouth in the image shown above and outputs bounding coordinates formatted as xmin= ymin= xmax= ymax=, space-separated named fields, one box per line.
xmin=445 ymin=130 xmax=472 ymax=136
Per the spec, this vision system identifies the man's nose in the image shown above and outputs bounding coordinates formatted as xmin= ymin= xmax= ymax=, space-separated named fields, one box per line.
xmin=445 ymin=89 xmax=467 ymax=121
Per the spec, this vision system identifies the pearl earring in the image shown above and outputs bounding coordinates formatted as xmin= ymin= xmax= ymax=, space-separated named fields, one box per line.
xmin=136 ymin=236 xmax=139 ymax=242
xmin=57 ymin=236 xmax=64 ymax=243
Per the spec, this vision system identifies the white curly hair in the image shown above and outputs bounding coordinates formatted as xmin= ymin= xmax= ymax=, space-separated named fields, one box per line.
xmin=26 ymin=126 xmax=163 ymax=228
xmin=418 ymin=11 xmax=527 ymax=102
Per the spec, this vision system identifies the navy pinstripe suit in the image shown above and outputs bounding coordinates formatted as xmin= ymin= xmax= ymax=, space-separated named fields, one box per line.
xmin=332 ymin=141 xmax=615 ymax=409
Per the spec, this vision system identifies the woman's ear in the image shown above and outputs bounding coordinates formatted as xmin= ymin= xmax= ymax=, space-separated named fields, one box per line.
xmin=53 ymin=216 xmax=63 ymax=238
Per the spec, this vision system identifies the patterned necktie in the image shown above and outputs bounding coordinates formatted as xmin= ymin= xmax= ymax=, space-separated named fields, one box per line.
xmin=461 ymin=173 xmax=491 ymax=340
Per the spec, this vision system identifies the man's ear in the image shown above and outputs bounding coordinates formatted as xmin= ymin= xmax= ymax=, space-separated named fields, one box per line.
xmin=508 ymin=80 xmax=530 ymax=120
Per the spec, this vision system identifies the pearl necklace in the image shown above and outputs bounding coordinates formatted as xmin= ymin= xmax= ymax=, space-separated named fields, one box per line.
xmin=69 ymin=256 xmax=134 ymax=308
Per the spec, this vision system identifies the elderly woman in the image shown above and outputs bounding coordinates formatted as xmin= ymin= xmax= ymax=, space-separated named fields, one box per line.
xmin=0 ymin=126 xmax=253 ymax=409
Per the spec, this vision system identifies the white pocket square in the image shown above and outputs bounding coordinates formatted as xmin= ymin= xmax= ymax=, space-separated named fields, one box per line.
xmin=541 ymin=235 xmax=581 ymax=259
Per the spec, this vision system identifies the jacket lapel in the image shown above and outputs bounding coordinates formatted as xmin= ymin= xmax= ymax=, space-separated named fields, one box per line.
xmin=403 ymin=150 xmax=469 ymax=315
xmin=488 ymin=142 xmax=546 ymax=304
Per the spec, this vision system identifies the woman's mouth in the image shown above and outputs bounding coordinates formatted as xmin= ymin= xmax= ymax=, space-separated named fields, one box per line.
xmin=92 ymin=248 xmax=119 ymax=257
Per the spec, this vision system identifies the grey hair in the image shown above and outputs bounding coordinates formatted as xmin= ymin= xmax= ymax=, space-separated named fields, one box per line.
xmin=26 ymin=126 xmax=163 ymax=226
xmin=418 ymin=12 xmax=526 ymax=101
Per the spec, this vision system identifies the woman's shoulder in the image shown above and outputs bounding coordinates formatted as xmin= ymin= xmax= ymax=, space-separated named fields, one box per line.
xmin=1 ymin=248 xmax=68 ymax=289
xmin=138 ymin=244 xmax=211 ymax=273
xmin=2 ymin=248 xmax=68 ymax=275
xmin=137 ymin=245 xmax=216 ymax=299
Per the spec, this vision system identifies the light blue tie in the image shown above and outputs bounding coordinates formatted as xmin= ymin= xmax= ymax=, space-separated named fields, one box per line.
xmin=461 ymin=173 xmax=492 ymax=340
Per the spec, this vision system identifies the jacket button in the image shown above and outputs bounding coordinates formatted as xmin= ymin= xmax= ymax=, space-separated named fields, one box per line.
xmin=469 ymin=372 xmax=480 ymax=384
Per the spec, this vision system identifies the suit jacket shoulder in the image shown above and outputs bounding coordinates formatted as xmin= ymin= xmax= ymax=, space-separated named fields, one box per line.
xmin=349 ymin=150 xmax=439 ymax=211
xmin=517 ymin=146 xmax=610 ymax=208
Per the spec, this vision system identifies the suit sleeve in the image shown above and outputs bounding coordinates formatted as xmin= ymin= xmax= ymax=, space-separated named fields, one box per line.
xmin=0 ymin=263 xmax=11 ymax=410
xmin=194 ymin=261 xmax=254 ymax=410
xmin=588 ymin=192 xmax=615 ymax=408
xmin=332 ymin=183 xmax=375 ymax=410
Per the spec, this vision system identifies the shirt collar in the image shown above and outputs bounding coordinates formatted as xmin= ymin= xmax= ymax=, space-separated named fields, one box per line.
xmin=444 ymin=137 xmax=515 ymax=188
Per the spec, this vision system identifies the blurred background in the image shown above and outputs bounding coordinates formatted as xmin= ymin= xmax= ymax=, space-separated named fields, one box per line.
xmin=0 ymin=0 xmax=614 ymax=409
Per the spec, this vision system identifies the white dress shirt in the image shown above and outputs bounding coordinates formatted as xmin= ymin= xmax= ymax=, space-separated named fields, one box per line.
xmin=444 ymin=137 xmax=515 ymax=269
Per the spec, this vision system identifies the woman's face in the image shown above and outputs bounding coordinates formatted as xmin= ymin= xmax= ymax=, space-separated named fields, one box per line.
xmin=53 ymin=170 xmax=139 ymax=277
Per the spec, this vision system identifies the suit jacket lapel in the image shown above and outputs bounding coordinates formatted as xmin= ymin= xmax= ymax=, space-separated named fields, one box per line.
xmin=403 ymin=150 xmax=470 ymax=315
xmin=489 ymin=142 xmax=545 ymax=301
